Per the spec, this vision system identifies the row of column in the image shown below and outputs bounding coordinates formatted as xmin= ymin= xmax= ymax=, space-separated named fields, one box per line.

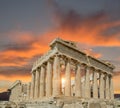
xmin=30 ymin=64 xmax=52 ymax=99
xmin=27 ymin=55 xmax=114 ymax=100
xmin=83 ymin=67 xmax=114 ymax=99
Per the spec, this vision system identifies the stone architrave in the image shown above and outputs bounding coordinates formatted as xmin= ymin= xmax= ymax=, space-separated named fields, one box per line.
xmin=53 ymin=55 xmax=61 ymax=96
xmin=30 ymin=72 xmax=35 ymax=99
xmin=40 ymin=66 xmax=45 ymax=97
xmin=75 ymin=64 xmax=82 ymax=97
xmin=46 ymin=61 xmax=52 ymax=97
xmin=110 ymin=76 xmax=114 ymax=99
xmin=93 ymin=70 xmax=98 ymax=99
xmin=34 ymin=69 xmax=40 ymax=99
xmin=65 ymin=59 xmax=71 ymax=96
xmin=85 ymin=66 xmax=90 ymax=98
xmin=105 ymin=75 xmax=110 ymax=99
xmin=99 ymin=73 xmax=105 ymax=99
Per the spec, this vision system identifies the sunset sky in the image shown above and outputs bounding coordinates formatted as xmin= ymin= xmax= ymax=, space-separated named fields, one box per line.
xmin=0 ymin=0 xmax=120 ymax=93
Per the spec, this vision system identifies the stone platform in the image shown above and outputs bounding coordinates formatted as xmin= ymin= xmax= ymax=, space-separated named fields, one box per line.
xmin=19 ymin=97 xmax=117 ymax=108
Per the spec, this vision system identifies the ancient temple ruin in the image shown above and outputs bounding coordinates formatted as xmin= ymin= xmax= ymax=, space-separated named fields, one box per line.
xmin=1 ymin=38 xmax=117 ymax=108
xmin=28 ymin=38 xmax=114 ymax=100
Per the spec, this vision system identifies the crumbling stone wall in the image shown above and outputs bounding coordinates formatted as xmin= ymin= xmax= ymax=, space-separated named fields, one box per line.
xmin=9 ymin=83 xmax=22 ymax=102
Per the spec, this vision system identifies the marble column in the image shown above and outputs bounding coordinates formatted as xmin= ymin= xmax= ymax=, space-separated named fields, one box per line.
xmin=93 ymin=70 xmax=98 ymax=98
xmin=110 ymin=76 xmax=114 ymax=99
xmin=82 ymin=81 xmax=85 ymax=98
xmin=99 ymin=73 xmax=105 ymax=99
xmin=85 ymin=66 xmax=90 ymax=98
xmin=105 ymin=74 xmax=110 ymax=99
xmin=30 ymin=72 xmax=35 ymax=99
xmin=46 ymin=60 xmax=52 ymax=97
xmin=65 ymin=59 xmax=71 ymax=96
xmin=53 ymin=55 xmax=61 ymax=96
xmin=38 ymin=69 xmax=41 ymax=98
xmin=40 ymin=66 xmax=45 ymax=97
xmin=34 ymin=69 xmax=40 ymax=99
xmin=75 ymin=64 xmax=82 ymax=97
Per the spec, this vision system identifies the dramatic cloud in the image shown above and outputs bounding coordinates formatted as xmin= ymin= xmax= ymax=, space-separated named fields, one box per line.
xmin=47 ymin=0 xmax=120 ymax=46
xmin=0 ymin=0 xmax=120 ymax=93
xmin=83 ymin=49 xmax=102 ymax=58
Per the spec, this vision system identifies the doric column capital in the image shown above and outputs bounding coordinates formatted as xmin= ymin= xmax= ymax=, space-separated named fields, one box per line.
xmin=32 ymin=70 xmax=36 ymax=74
xmin=47 ymin=58 xmax=53 ymax=63
xmin=41 ymin=64 xmax=46 ymax=69
xmin=36 ymin=68 xmax=40 ymax=72
xmin=54 ymin=53 xmax=61 ymax=58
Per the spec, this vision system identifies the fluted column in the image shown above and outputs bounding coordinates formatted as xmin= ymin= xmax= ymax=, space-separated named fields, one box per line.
xmin=105 ymin=74 xmax=110 ymax=99
xmin=34 ymin=69 xmax=40 ymax=99
xmin=110 ymin=75 xmax=114 ymax=99
xmin=53 ymin=55 xmax=61 ymax=96
xmin=39 ymin=69 xmax=41 ymax=98
xmin=46 ymin=60 xmax=52 ymax=97
xmin=93 ymin=70 xmax=98 ymax=98
xmin=85 ymin=66 xmax=90 ymax=98
xmin=40 ymin=65 xmax=45 ymax=97
xmin=100 ymin=73 xmax=105 ymax=99
xmin=30 ymin=72 xmax=35 ymax=99
xmin=65 ymin=59 xmax=71 ymax=96
xmin=82 ymin=81 xmax=85 ymax=98
xmin=75 ymin=64 xmax=82 ymax=97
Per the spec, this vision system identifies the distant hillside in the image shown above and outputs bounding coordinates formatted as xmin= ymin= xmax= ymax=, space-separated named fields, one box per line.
xmin=0 ymin=90 xmax=11 ymax=101
xmin=114 ymin=94 xmax=120 ymax=99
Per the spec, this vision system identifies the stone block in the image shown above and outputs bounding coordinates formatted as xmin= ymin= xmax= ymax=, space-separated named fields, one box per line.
xmin=89 ymin=103 xmax=101 ymax=108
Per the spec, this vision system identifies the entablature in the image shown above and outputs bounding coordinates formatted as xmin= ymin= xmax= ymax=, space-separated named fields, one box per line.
xmin=32 ymin=38 xmax=115 ymax=74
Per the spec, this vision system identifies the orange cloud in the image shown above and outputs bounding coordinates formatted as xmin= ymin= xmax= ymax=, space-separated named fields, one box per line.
xmin=0 ymin=8 xmax=120 ymax=93
xmin=0 ymin=12 xmax=120 ymax=68
xmin=0 ymin=75 xmax=31 ymax=83
xmin=0 ymin=31 xmax=50 ymax=67
xmin=83 ymin=49 xmax=102 ymax=58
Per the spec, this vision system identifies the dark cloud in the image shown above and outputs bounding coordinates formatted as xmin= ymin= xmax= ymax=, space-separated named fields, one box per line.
xmin=48 ymin=0 xmax=107 ymax=27
xmin=0 ymin=53 xmax=43 ymax=77
xmin=57 ymin=10 xmax=108 ymax=32
xmin=0 ymin=56 xmax=28 ymax=64
xmin=0 ymin=65 xmax=31 ymax=76
xmin=2 ymin=43 xmax=33 ymax=52
xmin=48 ymin=0 xmax=120 ymax=41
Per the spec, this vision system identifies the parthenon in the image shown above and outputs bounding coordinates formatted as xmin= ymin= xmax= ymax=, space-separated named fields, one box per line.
xmin=27 ymin=38 xmax=114 ymax=101
xmin=2 ymin=38 xmax=116 ymax=108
